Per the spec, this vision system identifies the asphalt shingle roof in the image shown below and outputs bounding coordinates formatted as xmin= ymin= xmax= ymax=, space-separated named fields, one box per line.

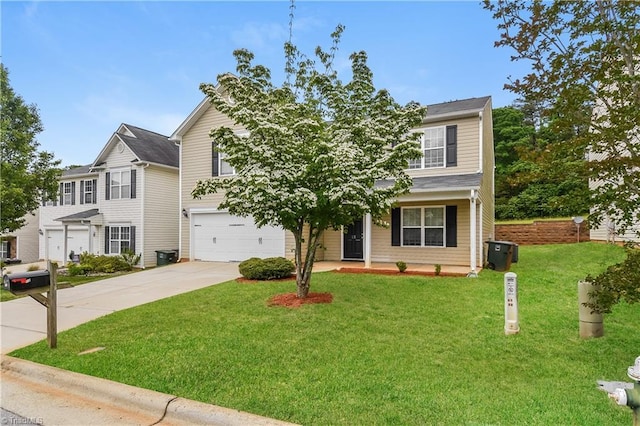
xmin=376 ymin=173 xmax=483 ymax=191
xmin=55 ymin=208 xmax=100 ymax=222
xmin=424 ymin=96 xmax=491 ymax=119
xmin=119 ymin=124 xmax=179 ymax=168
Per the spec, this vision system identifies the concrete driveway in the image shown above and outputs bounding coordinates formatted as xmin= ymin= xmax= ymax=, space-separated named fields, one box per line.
xmin=1 ymin=261 xmax=240 ymax=354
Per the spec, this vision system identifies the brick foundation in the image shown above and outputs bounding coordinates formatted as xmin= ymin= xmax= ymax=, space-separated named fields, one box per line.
xmin=495 ymin=220 xmax=590 ymax=245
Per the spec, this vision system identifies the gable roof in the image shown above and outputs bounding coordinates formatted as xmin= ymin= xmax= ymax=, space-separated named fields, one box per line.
xmin=62 ymin=165 xmax=95 ymax=178
xmin=92 ymin=124 xmax=179 ymax=169
xmin=422 ymin=96 xmax=491 ymax=123
xmin=171 ymin=92 xmax=492 ymax=140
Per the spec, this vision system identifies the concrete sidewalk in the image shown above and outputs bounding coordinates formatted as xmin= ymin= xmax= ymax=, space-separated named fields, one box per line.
xmin=0 ymin=261 xmax=297 ymax=425
xmin=1 ymin=356 xmax=297 ymax=425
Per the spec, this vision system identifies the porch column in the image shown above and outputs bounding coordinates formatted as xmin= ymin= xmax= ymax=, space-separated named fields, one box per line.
xmin=469 ymin=190 xmax=478 ymax=277
xmin=87 ymin=224 xmax=93 ymax=254
xmin=62 ymin=224 xmax=69 ymax=265
xmin=364 ymin=213 xmax=372 ymax=269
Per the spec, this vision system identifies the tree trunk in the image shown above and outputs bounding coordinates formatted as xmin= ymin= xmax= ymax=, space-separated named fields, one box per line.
xmin=294 ymin=222 xmax=322 ymax=299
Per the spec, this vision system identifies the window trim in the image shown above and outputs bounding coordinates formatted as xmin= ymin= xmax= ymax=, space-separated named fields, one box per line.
xmin=109 ymin=169 xmax=132 ymax=200
xmin=106 ymin=225 xmax=133 ymax=255
xmin=400 ymin=206 xmax=446 ymax=248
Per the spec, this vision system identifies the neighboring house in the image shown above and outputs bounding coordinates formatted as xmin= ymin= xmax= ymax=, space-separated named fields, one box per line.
xmin=171 ymin=95 xmax=494 ymax=274
xmin=1 ymin=211 xmax=40 ymax=264
xmin=39 ymin=124 xmax=179 ymax=267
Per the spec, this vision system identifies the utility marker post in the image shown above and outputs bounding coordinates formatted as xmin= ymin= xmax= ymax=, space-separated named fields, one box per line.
xmin=504 ymin=272 xmax=520 ymax=335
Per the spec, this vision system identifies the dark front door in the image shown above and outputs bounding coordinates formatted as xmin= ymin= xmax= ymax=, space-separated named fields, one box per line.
xmin=343 ymin=219 xmax=364 ymax=260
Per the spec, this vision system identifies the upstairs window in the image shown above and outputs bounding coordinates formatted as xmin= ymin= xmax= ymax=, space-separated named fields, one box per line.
xmin=212 ymin=142 xmax=235 ymax=176
xmin=111 ymin=170 xmax=130 ymax=199
xmin=80 ymin=179 xmax=97 ymax=204
xmin=105 ymin=169 xmax=136 ymax=200
xmin=59 ymin=182 xmax=76 ymax=206
xmin=408 ymin=125 xmax=457 ymax=169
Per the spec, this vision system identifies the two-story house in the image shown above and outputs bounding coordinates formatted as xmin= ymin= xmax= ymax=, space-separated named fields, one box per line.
xmin=39 ymin=124 xmax=179 ymax=267
xmin=171 ymin=96 xmax=494 ymax=274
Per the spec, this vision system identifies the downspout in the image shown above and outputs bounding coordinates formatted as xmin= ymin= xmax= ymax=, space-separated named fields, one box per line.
xmin=478 ymin=111 xmax=484 ymax=172
xmin=175 ymin=137 xmax=183 ymax=262
xmin=364 ymin=213 xmax=372 ymax=268
xmin=139 ymin=163 xmax=149 ymax=268
xmin=468 ymin=189 xmax=479 ymax=278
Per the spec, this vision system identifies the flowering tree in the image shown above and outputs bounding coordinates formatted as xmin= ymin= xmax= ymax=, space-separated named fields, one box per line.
xmin=192 ymin=26 xmax=425 ymax=298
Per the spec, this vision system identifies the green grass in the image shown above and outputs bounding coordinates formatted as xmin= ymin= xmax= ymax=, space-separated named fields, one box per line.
xmin=10 ymin=243 xmax=639 ymax=425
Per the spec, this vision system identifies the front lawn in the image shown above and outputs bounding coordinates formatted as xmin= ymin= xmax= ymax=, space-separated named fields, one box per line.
xmin=10 ymin=243 xmax=639 ymax=425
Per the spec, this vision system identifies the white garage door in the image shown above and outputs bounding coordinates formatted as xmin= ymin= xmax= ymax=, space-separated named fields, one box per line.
xmin=192 ymin=213 xmax=285 ymax=262
xmin=46 ymin=229 xmax=90 ymax=262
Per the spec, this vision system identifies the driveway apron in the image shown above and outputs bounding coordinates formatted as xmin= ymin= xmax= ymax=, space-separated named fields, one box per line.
xmin=0 ymin=261 xmax=240 ymax=354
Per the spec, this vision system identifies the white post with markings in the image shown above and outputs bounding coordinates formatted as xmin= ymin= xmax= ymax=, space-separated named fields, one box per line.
xmin=504 ymin=272 xmax=520 ymax=335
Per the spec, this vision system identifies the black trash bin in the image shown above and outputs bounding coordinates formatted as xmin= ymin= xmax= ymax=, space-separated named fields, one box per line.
xmin=4 ymin=270 xmax=51 ymax=293
xmin=155 ymin=250 xmax=177 ymax=266
xmin=485 ymin=241 xmax=517 ymax=271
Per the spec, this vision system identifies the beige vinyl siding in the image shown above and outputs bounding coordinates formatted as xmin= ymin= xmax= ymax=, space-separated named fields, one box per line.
xmin=143 ymin=167 xmax=179 ymax=266
xmin=323 ymin=201 xmax=471 ymax=266
xmin=409 ymin=116 xmax=480 ymax=178
xmin=479 ymin=100 xmax=496 ymax=256
xmin=8 ymin=211 xmax=40 ymax=263
xmin=180 ymin=105 xmax=243 ymax=259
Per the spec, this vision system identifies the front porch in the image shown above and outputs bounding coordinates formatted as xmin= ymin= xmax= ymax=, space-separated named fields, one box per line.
xmin=311 ymin=261 xmax=481 ymax=277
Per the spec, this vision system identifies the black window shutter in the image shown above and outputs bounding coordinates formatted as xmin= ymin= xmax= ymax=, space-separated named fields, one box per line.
xmin=212 ymin=142 xmax=219 ymax=176
xmin=6 ymin=241 xmax=12 ymax=257
xmin=131 ymin=169 xmax=137 ymax=199
xmin=130 ymin=226 xmax=136 ymax=253
xmin=71 ymin=181 xmax=76 ymax=205
xmin=446 ymin=205 xmax=457 ymax=247
xmin=92 ymin=179 xmax=98 ymax=203
xmin=104 ymin=226 xmax=110 ymax=254
xmin=59 ymin=183 xmax=64 ymax=206
xmin=391 ymin=207 xmax=401 ymax=246
xmin=446 ymin=125 xmax=457 ymax=167
xmin=105 ymin=172 xmax=111 ymax=200
xmin=80 ymin=181 xmax=85 ymax=204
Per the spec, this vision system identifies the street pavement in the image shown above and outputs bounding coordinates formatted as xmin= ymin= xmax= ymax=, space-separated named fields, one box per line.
xmin=0 ymin=261 xmax=299 ymax=425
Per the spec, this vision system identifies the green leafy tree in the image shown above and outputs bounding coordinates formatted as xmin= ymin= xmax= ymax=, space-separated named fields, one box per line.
xmin=493 ymin=104 xmax=590 ymax=219
xmin=192 ymin=26 xmax=425 ymax=298
xmin=1 ymin=64 xmax=61 ymax=232
xmin=484 ymin=0 xmax=640 ymax=233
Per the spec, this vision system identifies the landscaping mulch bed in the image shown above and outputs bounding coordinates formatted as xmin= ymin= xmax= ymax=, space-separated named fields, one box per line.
xmin=336 ymin=268 xmax=467 ymax=277
xmin=268 ymin=292 xmax=333 ymax=308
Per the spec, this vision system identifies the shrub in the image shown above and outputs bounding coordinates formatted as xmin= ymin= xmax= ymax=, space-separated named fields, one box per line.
xmin=584 ymin=243 xmax=640 ymax=314
xmin=27 ymin=264 xmax=40 ymax=272
xmin=239 ymin=257 xmax=295 ymax=280
xmin=120 ymin=249 xmax=141 ymax=269
xmin=396 ymin=261 xmax=407 ymax=273
xmin=67 ymin=263 xmax=93 ymax=276
xmin=78 ymin=252 xmax=131 ymax=274
xmin=435 ymin=264 xmax=442 ymax=276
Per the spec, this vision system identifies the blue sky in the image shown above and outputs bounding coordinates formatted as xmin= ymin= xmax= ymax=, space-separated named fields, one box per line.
xmin=3 ymin=1 xmax=529 ymax=167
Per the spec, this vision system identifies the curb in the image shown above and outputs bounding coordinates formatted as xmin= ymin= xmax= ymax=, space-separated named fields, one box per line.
xmin=1 ymin=356 xmax=298 ymax=425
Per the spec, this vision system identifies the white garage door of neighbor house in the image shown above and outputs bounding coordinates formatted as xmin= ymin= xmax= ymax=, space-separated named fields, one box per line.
xmin=192 ymin=213 xmax=285 ymax=262
xmin=47 ymin=229 xmax=90 ymax=262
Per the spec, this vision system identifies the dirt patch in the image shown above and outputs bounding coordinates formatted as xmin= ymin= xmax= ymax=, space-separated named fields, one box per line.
xmin=268 ymin=292 xmax=333 ymax=308
xmin=235 ymin=276 xmax=296 ymax=284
